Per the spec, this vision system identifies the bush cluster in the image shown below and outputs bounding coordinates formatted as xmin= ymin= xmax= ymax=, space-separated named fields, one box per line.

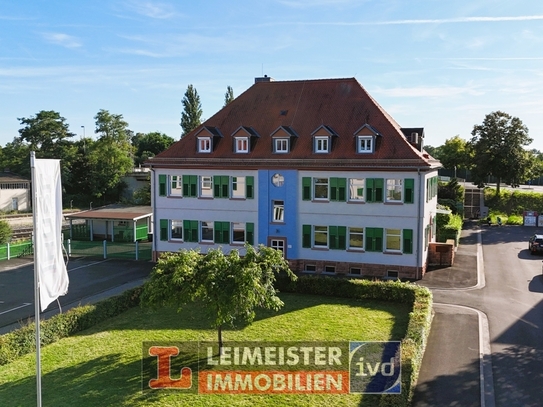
xmin=436 ymin=211 xmax=462 ymax=245
xmin=0 ymin=286 xmax=142 ymax=366
xmin=484 ymin=188 xmax=543 ymax=215
xmin=276 ymin=274 xmax=433 ymax=407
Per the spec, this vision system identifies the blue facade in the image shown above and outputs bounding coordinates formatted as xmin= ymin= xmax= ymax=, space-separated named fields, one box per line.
xmin=257 ymin=170 xmax=299 ymax=259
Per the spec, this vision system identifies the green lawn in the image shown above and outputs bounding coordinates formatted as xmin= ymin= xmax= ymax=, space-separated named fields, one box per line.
xmin=0 ymin=293 xmax=410 ymax=407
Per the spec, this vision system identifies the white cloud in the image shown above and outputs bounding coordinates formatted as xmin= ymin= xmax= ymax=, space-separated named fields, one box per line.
xmin=41 ymin=33 xmax=82 ymax=48
xmin=123 ymin=0 xmax=177 ymax=19
xmin=277 ymin=0 xmax=359 ymax=8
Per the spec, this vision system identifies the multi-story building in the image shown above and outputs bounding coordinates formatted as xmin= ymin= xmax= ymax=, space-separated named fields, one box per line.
xmin=147 ymin=77 xmax=441 ymax=280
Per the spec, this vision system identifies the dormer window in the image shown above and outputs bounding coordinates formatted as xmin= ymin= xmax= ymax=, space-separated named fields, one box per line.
xmin=198 ymin=137 xmax=211 ymax=153
xmin=235 ymin=137 xmax=249 ymax=153
xmin=315 ymin=136 xmax=329 ymax=153
xmin=274 ymin=138 xmax=289 ymax=153
xmin=358 ymin=136 xmax=373 ymax=153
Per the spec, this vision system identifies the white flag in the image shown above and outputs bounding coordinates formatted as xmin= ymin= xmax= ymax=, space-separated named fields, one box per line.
xmin=34 ymin=158 xmax=69 ymax=311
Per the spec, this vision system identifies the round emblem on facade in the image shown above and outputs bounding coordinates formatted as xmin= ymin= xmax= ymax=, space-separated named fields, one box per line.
xmin=272 ymin=173 xmax=284 ymax=187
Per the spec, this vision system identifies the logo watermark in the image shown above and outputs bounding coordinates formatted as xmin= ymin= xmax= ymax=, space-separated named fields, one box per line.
xmin=142 ymin=341 xmax=401 ymax=395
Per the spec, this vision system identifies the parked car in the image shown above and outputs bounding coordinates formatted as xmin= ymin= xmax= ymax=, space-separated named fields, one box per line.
xmin=528 ymin=234 xmax=543 ymax=254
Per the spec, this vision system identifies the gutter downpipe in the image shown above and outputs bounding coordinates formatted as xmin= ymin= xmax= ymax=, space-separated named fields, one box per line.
xmin=416 ymin=167 xmax=423 ymax=280
xmin=150 ymin=165 xmax=157 ymax=261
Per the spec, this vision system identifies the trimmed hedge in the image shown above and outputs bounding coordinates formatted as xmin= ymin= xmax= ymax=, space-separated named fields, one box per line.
xmin=0 ymin=286 xmax=142 ymax=366
xmin=276 ymin=274 xmax=433 ymax=407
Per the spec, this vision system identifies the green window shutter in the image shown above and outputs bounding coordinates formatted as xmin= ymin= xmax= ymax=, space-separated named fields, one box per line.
xmin=213 ymin=176 xmax=220 ymax=198
xmin=302 ymin=177 xmax=311 ymax=201
xmin=182 ymin=175 xmax=189 ymax=196
xmin=338 ymin=226 xmax=346 ymax=250
xmin=338 ymin=178 xmax=346 ymax=202
xmin=366 ymin=227 xmax=383 ymax=252
xmin=302 ymin=224 xmax=312 ymax=248
xmin=158 ymin=175 xmax=166 ymax=197
xmin=403 ymin=229 xmax=413 ymax=254
xmin=222 ymin=176 xmax=229 ymax=198
xmin=375 ymin=178 xmax=384 ymax=202
xmin=329 ymin=225 xmax=338 ymax=249
xmin=246 ymin=222 xmax=254 ymax=245
xmin=375 ymin=228 xmax=383 ymax=251
xmin=184 ymin=220 xmax=199 ymax=242
xmin=160 ymin=219 xmax=168 ymax=241
xmin=214 ymin=221 xmax=229 ymax=243
xmin=190 ymin=175 xmax=197 ymax=197
xmin=366 ymin=178 xmax=374 ymax=202
xmin=330 ymin=178 xmax=338 ymax=201
xmin=246 ymin=176 xmax=254 ymax=199
xmin=224 ymin=222 xmax=230 ymax=244
xmin=404 ymin=178 xmax=414 ymax=204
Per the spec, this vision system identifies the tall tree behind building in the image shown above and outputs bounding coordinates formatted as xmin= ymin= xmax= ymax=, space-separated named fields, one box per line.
xmin=180 ymin=84 xmax=202 ymax=137
xmin=224 ymin=85 xmax=234 ymax=107
xmin=469 ymin=111 xmax=533 ymax=194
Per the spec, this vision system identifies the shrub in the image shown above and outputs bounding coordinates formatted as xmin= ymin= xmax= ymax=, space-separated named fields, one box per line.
xmin=0 ymin=286 xmax=142 ymax=366
xmin=0 ymin=220 xmax=12 ymax=245
xmin=275 ymin=275 xmax=433 ymax=407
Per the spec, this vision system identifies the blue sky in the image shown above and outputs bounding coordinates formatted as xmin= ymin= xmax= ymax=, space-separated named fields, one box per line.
xmin=1 ymin=0 xmax=543 ymax=150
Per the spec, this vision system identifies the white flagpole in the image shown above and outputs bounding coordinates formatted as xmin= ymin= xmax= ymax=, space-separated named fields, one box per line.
xmin=30 ymin=151 xmax=42 ymax=407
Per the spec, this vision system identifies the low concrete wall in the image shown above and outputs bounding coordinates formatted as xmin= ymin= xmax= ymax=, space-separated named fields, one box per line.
xmin=427 ymin=239 xmax=455 ymax=267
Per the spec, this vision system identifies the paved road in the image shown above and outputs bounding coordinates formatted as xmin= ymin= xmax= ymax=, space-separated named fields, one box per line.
xmin=414 ymin=224 xmax=543 ymax=407
xmin=0 ymin=258 xmax=154 ymax=332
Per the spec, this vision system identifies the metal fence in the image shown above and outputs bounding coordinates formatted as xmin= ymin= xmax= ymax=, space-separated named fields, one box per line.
xmin=0 ymin=239 xmax=33 ymax=260
xmin=64 ymin=239 xmax=152 ymax=261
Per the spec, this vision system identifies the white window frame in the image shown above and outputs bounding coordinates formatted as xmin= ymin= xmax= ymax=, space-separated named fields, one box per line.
xmin=201 ymin=221 xmax=214 ymax=242
xmin=313 ymin=177 xmax=329 ymax=200
xmin=232 ymin=222 xmax=246 ymax=244
xmin=235 ymin=137 xmax=249 ymax=153
xmin=315 ymin=136 xmax=329 ymax=153
xmin=170 ymin=220 xmax=183 ymax=240
xmin=274 ymin=138 xmax=289 ymax=153
xmin=313 ymin=225 xmax=328 ymax=248
xmin=270 ymin=239 xmax=286 ymax=257
xmin=386 ymin=179 xmax=403 ymax=202
xmin=272 ymin=200 xmax=284 ymax=222
xmin=385 ymin=228 xmax=402 ymax=252
xmin=232 ymin=176 xmax=246 ymax=199
xmin=169 ymin=175 xmax=183 ymax=196
xmin=357 ymin=136 xmax=373 ymax=153
xmin=200 ymin=176 xmax=213 ymax=198
xmin=349 ymin=178 xmax=365 ymax=201
xmin=348 ymin=227 xmax=364 ymax=250
xmin=198 ymin=137 xmax=211 ymax=153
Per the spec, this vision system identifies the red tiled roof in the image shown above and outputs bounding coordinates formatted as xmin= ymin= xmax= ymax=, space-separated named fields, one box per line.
xmin=151 ymin=78 xmax=439 ymax=169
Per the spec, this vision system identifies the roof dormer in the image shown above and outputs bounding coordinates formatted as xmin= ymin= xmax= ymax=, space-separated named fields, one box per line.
xmin=231 ymin=126 xmax=260 ymax=153
xmin=311 ymin=125 xmax=338 ymax=154
xmin=270 ymin=125 xmax=298 ymax=154
xmin=353 ymin=124 xmax=380 ymax=154
xmin=195 ymin=126 xmax=223 ymax=153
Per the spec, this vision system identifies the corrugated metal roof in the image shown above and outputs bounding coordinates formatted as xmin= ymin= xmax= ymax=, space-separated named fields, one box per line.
xmin=65 ymin=204 xmax=151 ymax=221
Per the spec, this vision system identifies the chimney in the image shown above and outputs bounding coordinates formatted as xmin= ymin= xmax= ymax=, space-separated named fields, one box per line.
xmin=255 ymin=75 xmax=274 ymax=83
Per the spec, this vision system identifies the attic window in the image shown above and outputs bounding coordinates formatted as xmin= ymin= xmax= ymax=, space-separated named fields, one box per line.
xmin=274 ymin=138 xmax=289 ymax=153
xmin=235 ymin=137 xmax=249 ymax=153
xmin=314 ymin=136 xmax=329 ymax=153
xmin=198 ymin=137 xmax=211 ymax=153
xmin=280 ymin=110 xmax=288 ymax=116
xmin=357 ymin=136 xmax=373 ymax=153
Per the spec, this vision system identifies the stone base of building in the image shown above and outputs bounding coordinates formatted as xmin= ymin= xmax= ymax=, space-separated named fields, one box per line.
xmin=288 ymin=259 xmax=426 ymax=281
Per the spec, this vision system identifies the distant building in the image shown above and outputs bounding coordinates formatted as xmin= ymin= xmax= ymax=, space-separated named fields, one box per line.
xmin=147 ymin=77 xmax=441 ymax=280
xmin=0 ymin=172 xmax=30 ymax=212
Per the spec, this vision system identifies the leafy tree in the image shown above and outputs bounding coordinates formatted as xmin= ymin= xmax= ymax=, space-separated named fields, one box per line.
xmin=0 ymin=220 xmax=12 ymax=244
xmin=17 ymin=110 xmax=74 ymax=151
xmin=180 ymin=84 xmax=202 ymax=137
xmin=132 ymin=132 xmax=175 ymax=165
xmin=132 ymin=175 xmax=151 ymax=205
xmin=469 ymin=111 xmax=532 ymax=194
xmin=141 ymin=245 xmax=296 ymax=351
xmin=438 ymin=135 xmax=470 ymax=176
xmin=423 ymin=144 xmax=441 ymax=159
xmin=0 ymin=138 xmax=30 ymax=177
xmin=88 ymin=110 xmax=134 ymax=200
xmin=224 ymin=85 xmax=234 ymax=107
